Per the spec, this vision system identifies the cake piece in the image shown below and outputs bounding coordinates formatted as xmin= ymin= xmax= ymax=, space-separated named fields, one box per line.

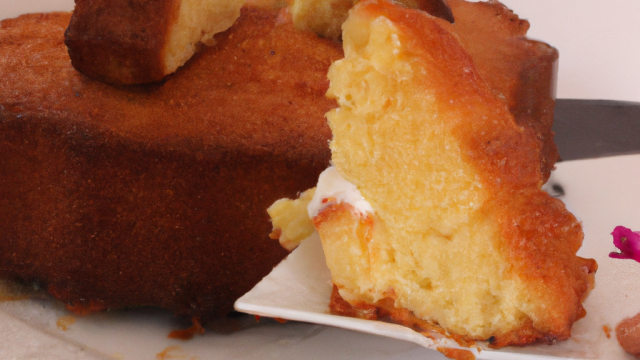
xmin=291 ymin=0 xmax=558 ymax=180
xmin=309 ymin=0 xmax=596 ymax=347
xmin=0 ymin=6 xmax=341 ymax=318
xmin=65 ymin=0 xmax=245 ymax=84
xmin=268 ymin=188 xmax=317 ymax=251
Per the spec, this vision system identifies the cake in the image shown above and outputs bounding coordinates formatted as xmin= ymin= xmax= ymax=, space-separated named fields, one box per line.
xmin=65 ymin=0 xmax=245 ymax=84
xmin=270 ymin=0 xmax=596 ymax=348
xmin=0 ymin=5 xmax=341 ymax=318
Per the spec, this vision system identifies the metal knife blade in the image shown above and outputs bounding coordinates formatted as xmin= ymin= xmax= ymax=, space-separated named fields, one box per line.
xmin=554 ymin=99 xmax=640 ymax=161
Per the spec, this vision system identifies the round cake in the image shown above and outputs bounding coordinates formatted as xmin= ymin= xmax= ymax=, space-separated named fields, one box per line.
xmin=0 ymin=5 xmax=342 ymax=319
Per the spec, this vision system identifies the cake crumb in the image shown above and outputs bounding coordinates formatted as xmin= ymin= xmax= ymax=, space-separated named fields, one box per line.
xmin=436 ymin=347 xmax=475 ymax=360
xmin=56 ymin=315 xmax=76 ymax=331
xmin=168 ymin=316 xmax=205 ymax=340
xmin=155 ymin=345 xmax=200 ymax=360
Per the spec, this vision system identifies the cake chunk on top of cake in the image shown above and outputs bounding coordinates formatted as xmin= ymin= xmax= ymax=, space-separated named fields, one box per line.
xmin=306 ymin=0 xmax=596 ymax=347
xmin=65 ymin=0 xmax=246 ymax=84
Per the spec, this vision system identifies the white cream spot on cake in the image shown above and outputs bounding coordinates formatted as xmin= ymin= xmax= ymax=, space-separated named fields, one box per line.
xmin=308 ymin=166 xmax=374 ymax=218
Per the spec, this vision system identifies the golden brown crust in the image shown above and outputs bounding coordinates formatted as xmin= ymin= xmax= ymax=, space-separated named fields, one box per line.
xmin=444 ymin=0 xmax=559 ymax=180
xmin=65 ymin=0 xmax=181 ymax=84
xmin=0 ymin=8 xmax=341 ymax=318
xmin=329 ymin=284 xmax=378 ymax=320
xmin=411 ymin=0 xmax=454 ymax=23
xmin=328 ymin=282 xmax=477 ymax=347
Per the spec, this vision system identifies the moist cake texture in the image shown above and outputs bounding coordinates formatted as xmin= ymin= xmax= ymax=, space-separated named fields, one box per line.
xmin=291 ymin=0 xmax=559 ymax=180
xmin=310 ymin=0 xmax=596 ymax=347
xmin=0 ymin=7 xmax=341 ymax=318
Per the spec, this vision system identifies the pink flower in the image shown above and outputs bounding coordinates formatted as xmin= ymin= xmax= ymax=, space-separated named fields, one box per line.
xmin=609 ymin=226 xmax=640 ymax=262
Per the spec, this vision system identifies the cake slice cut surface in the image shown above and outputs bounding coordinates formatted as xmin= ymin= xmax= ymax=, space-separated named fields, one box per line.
xmin=310 ymin=0 xmax=597 ymax=347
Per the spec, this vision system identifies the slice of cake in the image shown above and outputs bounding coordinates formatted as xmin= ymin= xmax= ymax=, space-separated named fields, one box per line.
xmin=271 ymin=0 xmax=596 ymax=348
xmin=0 ymin=5 xmax=341 ymax=319
xmin=65 ymin=0 xmax=246 ymax=84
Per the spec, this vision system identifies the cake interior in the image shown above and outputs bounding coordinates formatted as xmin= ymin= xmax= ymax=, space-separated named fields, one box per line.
xmin=312 ymin=0 xmax=595 ymax=345
xmin=164 ymin=0 xmax=245 ymax=74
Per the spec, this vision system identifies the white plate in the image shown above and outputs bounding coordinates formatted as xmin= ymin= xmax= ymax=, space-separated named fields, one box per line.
xmin=236 ymin=154 xmax=640 ymax=360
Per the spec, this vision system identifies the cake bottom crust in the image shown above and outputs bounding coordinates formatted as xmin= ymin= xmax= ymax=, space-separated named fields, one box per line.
xmin=315 ymin=201 xmax=595 ymax=348
xmin=329 ymin=285 xmax=573 ymax=349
